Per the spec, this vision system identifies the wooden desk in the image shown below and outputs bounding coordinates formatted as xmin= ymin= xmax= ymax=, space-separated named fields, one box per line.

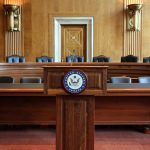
xmin=0 ymin=62 xmax=70 ymax=83
xmin=95 ymin=83 xmax=150 ymax=125
xmin=0 ymin=62 xmax=150 ymax=83
xmin=0 ymin=83 xmax=150 ymax=126
xmin=0 ymin=84 xmax=56 ymax=125
xmin=73 ymin=62 xmax=150 ymax=81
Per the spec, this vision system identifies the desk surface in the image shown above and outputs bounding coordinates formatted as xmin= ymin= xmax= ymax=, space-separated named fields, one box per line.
xmin=0 ymin=83 xmax=43 ymax=88
xmin=107 ymin=83 xmax=150 ymax=96
xmin=107 ymin=83 xmax=150 ymax=88
xmin=0 ymin=83 xmax=44 ymax=95
xmin=0 ymin=83 xmax=149 ymax=125
xmin=0 ymin=83 xmax=150 ymax=96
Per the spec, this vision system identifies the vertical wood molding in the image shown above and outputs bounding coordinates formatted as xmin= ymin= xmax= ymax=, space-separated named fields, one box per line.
xmin=4 ymin=0 xmax=24 ymax=57
xmin=124 ymin=0 xmax=143 ymax=60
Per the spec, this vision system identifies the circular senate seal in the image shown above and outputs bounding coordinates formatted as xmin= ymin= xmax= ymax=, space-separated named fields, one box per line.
xmin=63 ymin=70 xmax=87 ymax=94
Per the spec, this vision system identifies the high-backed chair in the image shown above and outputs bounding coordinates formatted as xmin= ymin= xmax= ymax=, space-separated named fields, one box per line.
xmin=0 ymin=76 xmax=15 ymax=83
xmin=66 ymin=56 xmax=84 ymax=62
xmin=111 ymin=77 xmax=132 ymax=83
xmin=93 ymin=55 xmax=111 ymax=62
xmin=6 ymin=55 xmax=25 ymax=63
xmin=121 ymin=55 xmax=138 ymax=62
xmin=36 ymin=56 xmax=54 ymax=62
xmin=20 ymin=77 xmax=42 ymax=83
xmin=138 ymin=77 xmax=150 ymax=83
xmin=143 ymin=57 xmax=150 ymax=63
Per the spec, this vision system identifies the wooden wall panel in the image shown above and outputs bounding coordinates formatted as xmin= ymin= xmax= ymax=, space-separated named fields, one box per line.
xmin=29 ymin=0 xmax=124 ymax=62
xmin=0 ymin=0 xmax=149 ymax=62
xmin=0 ymin=0 xmax=124 ymax=62
xmin=0 ymin=0 xmax=5 ymax=61
xmin=95 ymin=0 xmax=123 ymax=62
xmin=23 ymin=0 xmax=32 ymax=61
xmin=142 ymin=0 xmax=150 ymax=59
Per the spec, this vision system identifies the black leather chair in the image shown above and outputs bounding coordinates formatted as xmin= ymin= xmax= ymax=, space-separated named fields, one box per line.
xmin=121 ymin=55 xmax=138 ymax=62
xmin=0 ymin=76 xmax=15 ymax=83
xmin=111 ymin=77 xmax=132 ymax=83
xmin=143 ymin=57 xmax=150 ymax=63
xmin=138 ymin=77 xmax=150 ymax=83
xmin=36 ymin=56 xmax=54 ymax=62
xmin=93 ymin=55 xmax=111 ymax=62
xmin=20 ymin=77 xmax=42 ymax=83
xmin=6 ymin=55 xmax=25 ymax=63
xmin=66 ymin=56 xmax=84 ymax=62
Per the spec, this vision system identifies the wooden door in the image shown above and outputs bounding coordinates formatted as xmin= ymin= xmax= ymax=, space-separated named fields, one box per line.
xmin=61 ymin=25 xmax=86 ymax=61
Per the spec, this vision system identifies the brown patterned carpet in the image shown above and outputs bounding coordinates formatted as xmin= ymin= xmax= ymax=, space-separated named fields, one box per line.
xmin=0 ymin=126 xmax=150 ymax=150
xmin=95 ymin=126 xmax=150 ymax=150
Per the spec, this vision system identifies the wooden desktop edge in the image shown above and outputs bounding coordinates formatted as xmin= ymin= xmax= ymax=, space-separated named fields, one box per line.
xmin=0 ymin=89 xmax=44 ymax=93
xmin=47 ymin=89 xmax=106 ymax=96
xmin=107 ymin=88 xmax=150 ymax=96
xmin=0 ymin=88 xmax=149 ymax=96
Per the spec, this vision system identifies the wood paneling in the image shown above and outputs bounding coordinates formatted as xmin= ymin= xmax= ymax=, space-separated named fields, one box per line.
xmin=142 ymin=0 xmax=150 ymax=59
xmin=0 ymin=0 xmax=150 ymax=61
xmin=23 ymin=0 xmax=32 ymax=61
xmin=19 ymin=0 xmax=124 ymax=62
xmin=31 ymin=0 xmax=123 ymax=62
xmin=95 ymin=96 xmax=150 ymax=125
xmin=1 ymin=62 xmax=150 ymax=83
xmin=0 ymin=96 xmax=56 ymax=124
xmin=0 ymin=0 xmax=5 ymax=61
xmin=43 ymin=65 xmax=107 ymax=96
xmin=0 ymin=94 xmax=150 ymax=125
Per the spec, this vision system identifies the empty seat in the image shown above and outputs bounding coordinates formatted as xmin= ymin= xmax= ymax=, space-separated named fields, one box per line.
xmin=6 ymin=55 xmax=25 ymax=63
xmin=93 ymin=55 xmax=111 ymax=62
xmin=111 ymin=77 xmax=131 ymax=83
xmin=20 ymin=77 xmax=42 ymax=83
xmin=0 ymin=76 xmax=15 ymax=83
xmin=138 ymin=77 xmax=150 ymax=83
xmin=66 ymin=56 xmax=84 ymax=62
xmin=121 ymin=55 xmax=138 ymax=62
xmin=36 ymin=56 xmax=54 ymax=62
xmin=143 ymin=57 xmax=150 ymax=63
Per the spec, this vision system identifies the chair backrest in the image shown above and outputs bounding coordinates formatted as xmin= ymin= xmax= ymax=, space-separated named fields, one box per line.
xmin=143 ymin=57 xmax=150 ymax=63
xmin=138 ymin=77 xmax=150 ymax=83
xmin=0 ymin=76 xmax=15 ymax=83
xmin=93 ymin=55 xmax=111 ymax=62
xmin=111 ymin=77 xmax=132 ymax=83
xmin=36 ymin=56 xmax=54 ymax=62
xmin=66 ymin=56 xmax=84 ymax=62
xmin=20 ymin=77 xmax=42 ymax=83
xmin=121 ymin=55 xmax=138 ymax=62
xmin=6 ymin=55 xmax=25 ymax=63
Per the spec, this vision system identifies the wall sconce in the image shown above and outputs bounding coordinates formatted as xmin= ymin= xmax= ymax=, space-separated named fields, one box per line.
xmin=127 ymin=4 xmax=143 ymax=31
xmin=3 ymin=4 xmax=21 ymax=32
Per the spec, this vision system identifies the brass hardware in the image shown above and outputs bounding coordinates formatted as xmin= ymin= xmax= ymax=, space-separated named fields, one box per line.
xmin=127 ymin=4 xmax=143 ymax=31
xmin=3 ymin=4 xmax=21 ymax=32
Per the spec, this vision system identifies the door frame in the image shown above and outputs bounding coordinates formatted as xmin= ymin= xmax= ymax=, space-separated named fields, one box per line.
xmin=54 ymin=17 xmax=94 ymax=62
